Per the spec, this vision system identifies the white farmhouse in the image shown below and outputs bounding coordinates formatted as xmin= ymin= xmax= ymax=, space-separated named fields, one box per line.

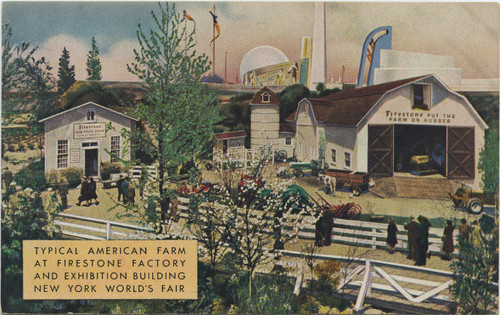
xmin=40 ymin=102 xmax=139 ymax=177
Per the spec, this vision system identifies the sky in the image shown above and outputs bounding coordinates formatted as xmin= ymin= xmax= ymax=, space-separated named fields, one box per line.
xmin=2 ymin=1 xmax=499 ymax=84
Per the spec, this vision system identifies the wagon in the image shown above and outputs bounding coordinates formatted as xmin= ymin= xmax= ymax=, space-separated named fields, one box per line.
xmin=323 ymin=169 xmax=370 ymax=196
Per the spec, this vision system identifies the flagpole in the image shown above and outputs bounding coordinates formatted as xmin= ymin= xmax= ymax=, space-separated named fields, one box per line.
xmin=184 ymin=14 xmax=187 ymax=57
xmin=212 ymin=4 xmax=216 ymax=86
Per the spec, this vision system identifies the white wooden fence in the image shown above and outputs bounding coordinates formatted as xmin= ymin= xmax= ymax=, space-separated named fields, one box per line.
xmin=174 ymin=197 xmax=458 ymax=257
xmin=54 ymin=212 xmax=154 ymax=240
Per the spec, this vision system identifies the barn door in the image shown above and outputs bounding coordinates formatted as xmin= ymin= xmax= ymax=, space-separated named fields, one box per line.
xmin=368 ymin=125 xmax=393 ymax=177
xmin=448 ymin=127 xmax=474 ymax=179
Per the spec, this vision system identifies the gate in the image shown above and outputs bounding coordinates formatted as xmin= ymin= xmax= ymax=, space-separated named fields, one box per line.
xmin=447 ymin=127 xmax=474 ymax=179
xmin=368 ymin=125 xmax=393 ymax=177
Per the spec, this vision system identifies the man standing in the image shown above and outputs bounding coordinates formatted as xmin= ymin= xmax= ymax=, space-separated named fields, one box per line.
xmin=120 ymin=176 xmax=130 ymax=204
xmin=404 ymin=216 xmax=418 ymax=260
xmin=88 ymin=177 xmax=99 ymax=205
xmin=416 ymin=216 xmax=431 ymax=266
xmin=57 ymin=178 xmax=69 ymax=209
xmin=77 ymin=177 xmax=89 ymax=206
xmin=116 ymin=175 xmax=125 ymax=201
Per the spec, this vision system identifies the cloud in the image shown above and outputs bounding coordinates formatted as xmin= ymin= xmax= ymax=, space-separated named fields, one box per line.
xmin=35 ymin=35 xmax=139 ymax=82
xmin=35 ymin=35 xmax=88 ymax=80
xmin=101 ymin=40 xmax=139 ymax=81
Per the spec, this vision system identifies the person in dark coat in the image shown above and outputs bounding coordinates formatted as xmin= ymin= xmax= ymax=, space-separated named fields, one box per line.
xmin=116 ymin=175 xmax=125 ymax=201
xmin=404 ymin=216 xmax=419 ymax=260
xmin=386 ymin=218 xmax=398 ymax=254
xmin=88 ymin=177 xmax=99 ymax=205
xmin=57 ymin=178 xmax=69 ymax=208
xmin=77 ymin=177 xmax=90 ymax=206
xmin=442 ymin=220 xmax=455 ymax=260
xmin=119 ymin=176 xmax=130 ymax=203
xmin=315 ymin=212 xmax=324 ymax=247
xmin=322 ymin=208 xmax=335 ymax=246
xmin=416 ymin=216 xmax=431 ymax=266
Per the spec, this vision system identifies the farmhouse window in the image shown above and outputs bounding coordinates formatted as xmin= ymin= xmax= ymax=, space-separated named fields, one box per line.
xmin=344 ymin=152 xmax=351 ymax=168
xmin=331 ymin=148 xmax=337 ymax=165
xmin=86 ymin=108 xmax=96 ymax=122
xmin=57 ymin=140 xmax=69 ymax=169
xmin=286 ymin=137 xmax=292 ymax=146
xmin=111 ymin=136 xmax=120 ymax=162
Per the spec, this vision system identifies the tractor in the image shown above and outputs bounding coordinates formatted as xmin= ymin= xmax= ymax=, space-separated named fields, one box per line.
xmin=448 ymin=185 xmax=497 ymax=215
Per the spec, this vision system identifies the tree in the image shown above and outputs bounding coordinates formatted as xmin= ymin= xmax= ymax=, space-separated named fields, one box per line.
xmin=450 ymin=224 xmax=498 ymax=313
xmin=478 ymin=129 xmax=499 ymax=194
xmin=124 ymin=3 xmax=219 ymax=229
xmin=212 ymin=151 xmax=314 ymax=301
xmin=86 ymin=37 xmax=102 ymax=80
xmin=277 ymin=84 xmax=310 ymax=122
xmin=2 ymin=24 xmax=56 ymax=122
xmin=1 ymin=193 xmax=60 ymax=312
xmin=57 ymin=47 xmax=75 ymax=94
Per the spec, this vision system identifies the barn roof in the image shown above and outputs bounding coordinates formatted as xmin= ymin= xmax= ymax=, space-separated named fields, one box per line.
xmin=286 ymin=75 xmax=429 ymax=126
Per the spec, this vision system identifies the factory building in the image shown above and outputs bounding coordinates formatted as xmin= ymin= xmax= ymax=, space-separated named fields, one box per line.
xmin=251 ymin=74 xmax=487 ymax=189
xmin=40 ymin=102 xmax=138 ymax=177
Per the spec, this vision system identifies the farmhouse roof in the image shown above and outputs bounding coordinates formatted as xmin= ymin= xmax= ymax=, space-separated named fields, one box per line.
xmin=213 ymin=130 xmax=247 ymax=140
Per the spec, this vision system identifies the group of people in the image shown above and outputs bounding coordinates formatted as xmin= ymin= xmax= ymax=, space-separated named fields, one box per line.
xmin=76 ymin=177 xmax=99 ymax=206
xmin=386 ymin=215 xmax=434 ymax=266
xmin=116 ymin=175 xmax=135 ymax=205
xmin=386 ymin=216 xmax=485 ymax=266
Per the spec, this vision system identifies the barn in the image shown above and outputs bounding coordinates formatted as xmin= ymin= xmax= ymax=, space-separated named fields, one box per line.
xmin=285 ymin=74 xmax=488 ymax=189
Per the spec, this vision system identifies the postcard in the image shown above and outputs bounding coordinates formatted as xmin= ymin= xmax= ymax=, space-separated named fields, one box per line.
xmin=1 ymin=1 xmax=498 ymax=314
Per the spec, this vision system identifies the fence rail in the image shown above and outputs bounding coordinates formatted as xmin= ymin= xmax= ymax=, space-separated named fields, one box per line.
xmin=54 ymin=212 xmax=154 ymax=240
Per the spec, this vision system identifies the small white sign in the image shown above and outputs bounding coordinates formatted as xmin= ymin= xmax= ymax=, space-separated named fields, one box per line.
xmin=73 ymin=123 xmax=106 ymax=139
xmin=70 ymin=148 xmax=80 ymax=163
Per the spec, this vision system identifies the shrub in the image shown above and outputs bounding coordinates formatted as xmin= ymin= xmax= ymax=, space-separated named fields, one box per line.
xmin=17 ymin=143 xmax=25 ymax=152
xmin=314 ymin=260 xmax=341 ymax=287
xmin=100 ymin=162 xmax=123 ymax=180
xmin=13 ymin=159 xmax=46 ymax=192
xmin=45 ymin=170 xmax=60 ymax=187
xmin=28 ymin=143 xmax=35 ymax=150
xmin=61 ymin=168 xmax=83 ymax=188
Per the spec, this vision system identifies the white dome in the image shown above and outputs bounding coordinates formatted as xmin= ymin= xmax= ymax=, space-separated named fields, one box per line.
xmin=239 ymin=46 xmax=288 ymax=82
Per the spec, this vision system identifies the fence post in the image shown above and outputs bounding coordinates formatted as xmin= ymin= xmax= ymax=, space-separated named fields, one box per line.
xmin=372 ymin=228 xmax=377 ymax=249
xmin=106 ymin=222 xmax=111 ymax=240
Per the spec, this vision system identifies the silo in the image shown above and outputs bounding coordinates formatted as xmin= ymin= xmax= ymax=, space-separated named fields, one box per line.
xmin=250 ymin=87 xmax=280 ymax=149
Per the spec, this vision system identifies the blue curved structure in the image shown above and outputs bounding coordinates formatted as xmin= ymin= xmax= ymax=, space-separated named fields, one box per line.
xmin=357 ymin=26 xmax=392 ymax=87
